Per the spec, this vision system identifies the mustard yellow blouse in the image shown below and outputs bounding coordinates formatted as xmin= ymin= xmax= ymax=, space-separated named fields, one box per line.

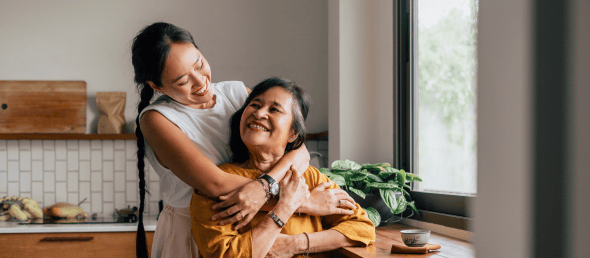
xmin=190 ymin=164 xmax=376 ymax=258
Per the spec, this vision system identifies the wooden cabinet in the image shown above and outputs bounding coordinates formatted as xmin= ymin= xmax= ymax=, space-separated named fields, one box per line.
xmin=0 ymin=231 xmax=154 ymax=257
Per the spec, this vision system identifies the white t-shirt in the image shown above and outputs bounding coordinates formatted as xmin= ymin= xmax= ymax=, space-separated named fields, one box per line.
xmin=139 ymin=81 xmax=249 ymax=208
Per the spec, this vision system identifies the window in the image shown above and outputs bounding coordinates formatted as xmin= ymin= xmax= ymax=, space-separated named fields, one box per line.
xmin=396 ymin=0 xmax=478 ymax=227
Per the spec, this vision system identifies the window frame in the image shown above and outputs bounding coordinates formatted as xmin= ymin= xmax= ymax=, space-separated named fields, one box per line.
xmin=394 ymin=0 xmax=475 ymax=230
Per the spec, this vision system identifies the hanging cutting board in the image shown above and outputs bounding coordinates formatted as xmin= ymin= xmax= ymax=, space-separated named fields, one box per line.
xmin=0 ymin=81 xmax=86 ymax=133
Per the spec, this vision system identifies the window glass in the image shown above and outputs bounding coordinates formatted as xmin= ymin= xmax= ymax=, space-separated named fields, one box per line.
xmin=415 ymin=0 xmax=478 ymax=194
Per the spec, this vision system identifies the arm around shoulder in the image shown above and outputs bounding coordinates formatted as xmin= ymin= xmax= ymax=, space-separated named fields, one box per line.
xmin=140 ymin=110 xmax=251 ymax=197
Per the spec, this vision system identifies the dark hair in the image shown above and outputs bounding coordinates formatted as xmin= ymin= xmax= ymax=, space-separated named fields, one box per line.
xmin=131 ymin=22 xmax=197 ymax=258
xmin=228 ymin=77 xmax=311 ymax=163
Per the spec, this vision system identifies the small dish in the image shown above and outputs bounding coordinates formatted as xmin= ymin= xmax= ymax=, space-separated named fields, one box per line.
xmin=400 ymin=229 xmax=430 ymax=247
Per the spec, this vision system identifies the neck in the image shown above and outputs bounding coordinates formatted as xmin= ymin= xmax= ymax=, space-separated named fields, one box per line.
xmin=242 ymin=147 xmax=285 ymax=173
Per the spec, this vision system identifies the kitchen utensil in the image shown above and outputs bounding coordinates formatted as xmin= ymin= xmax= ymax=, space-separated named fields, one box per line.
xmin=0 ymin=80 xmax=86 ymax=133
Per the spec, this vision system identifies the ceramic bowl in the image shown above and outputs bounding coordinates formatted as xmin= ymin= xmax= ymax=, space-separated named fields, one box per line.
xmin=400 ymin=229 xmax=430 ymax=247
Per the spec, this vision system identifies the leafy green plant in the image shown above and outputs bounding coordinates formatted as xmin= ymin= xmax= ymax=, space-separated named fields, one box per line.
xmin=319 ymin=159 xmax=422 ymax=227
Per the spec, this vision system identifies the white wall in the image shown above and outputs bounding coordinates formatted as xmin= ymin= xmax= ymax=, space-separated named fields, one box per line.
xmin=0 ymin=0 xmax=328 ymax=134
xmin=328 ymin=0 xmax=394 ymax=164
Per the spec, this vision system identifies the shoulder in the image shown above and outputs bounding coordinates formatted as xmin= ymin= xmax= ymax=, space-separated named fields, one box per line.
xmin=303 ymin=165 xmax=333 ymax=188
xmin=215 ymin=81 xmax=249 ymax=108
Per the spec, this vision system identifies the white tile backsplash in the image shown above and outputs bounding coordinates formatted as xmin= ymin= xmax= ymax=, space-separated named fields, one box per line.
xmin=55 ymin=140 xmax=67 ymax=160
xmin=0 ymin=151 xmax=6 ymax=171
xmin=1 ymin=140 xmax=158 ymax=216
xmin=114 ymin=150 xmax=125 ymax=171
xmin=44 ymin=172 xmax=55 ymax=192
xmin=79 ymin=161 xmax=90 ymax=181
xmin=43 ymin=150 xmax=55 ymax=171
xmin=91 ymin=192 xmax=102 ymax=213
xmin=32 ymin=161 xmax=43 ymax=181
xmin=19 ymin=151 xmax=31 ymax=171
xmin=67 ymin=172 xmax=79 ymax=192
xmin=56 ymin=182 xmax=67 ymax=202
xmin=19 ymin=140 xmax=31 ymax=149
xmin=0 ymin=172 xmax=7 ymax=192
xmin=7 ymin=140 xmax=18 ymax=160
xmin=31 ymin=140 xmax=43 ymax=160
xmin=114 ymin=172 xmax=125 ymax=192
xmin=103 ymin=161 xmax=114 ymax=181
xmin=102 ymin=140 xmax=113 ymax=160
xmin=91 ymin=172 xmax=102 ymax=192
xmin=79 ymin=140 xmax=90 ymax=160
xmin=67 ymin=151 xmax=79 ymax=171
xmin=19 ymin=172 xmax=30 ymax=192
xmin=126 ymin=161 xmax=136 ymax=181
xmin=91 ymin=150 xmax=102 ymax=171
xmin=8 ymin=161 xmax=18 ymax=181
xmin=8 ymin=182 xmax=19 ymax=197
xmin=103 ymin=182 xmax=114 ymax=202
xmin=55 ymin=161 xmax=67 ymax=181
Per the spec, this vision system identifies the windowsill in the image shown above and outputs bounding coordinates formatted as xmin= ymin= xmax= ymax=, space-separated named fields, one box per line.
xmin=339 ymin=223 xmax=473 ymax=257
xmin=0 ymin=134 xmax=137 ymax=140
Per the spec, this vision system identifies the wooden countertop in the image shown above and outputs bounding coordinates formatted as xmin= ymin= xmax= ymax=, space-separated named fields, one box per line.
xmin=339 ymin=224 xmax=474 ymax=258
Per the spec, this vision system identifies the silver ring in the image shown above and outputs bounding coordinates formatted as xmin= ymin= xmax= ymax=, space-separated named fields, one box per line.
xmin=339 ymin=200 xmax=343 ymax=206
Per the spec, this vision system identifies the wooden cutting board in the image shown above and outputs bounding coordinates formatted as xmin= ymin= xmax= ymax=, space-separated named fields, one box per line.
xmin=0 ymin=81 xmax=86 ymax=133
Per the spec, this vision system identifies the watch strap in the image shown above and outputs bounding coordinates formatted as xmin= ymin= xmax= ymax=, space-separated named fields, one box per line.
xmin=268 ymin=211 xmax=285 ymax=228
xmin=256 ymin=179 xmax=271 ymax=198
xmin=259 ymin=174 xmax=279 ymax=196
xmin=259 ymin=174 xmax=277 ymax=186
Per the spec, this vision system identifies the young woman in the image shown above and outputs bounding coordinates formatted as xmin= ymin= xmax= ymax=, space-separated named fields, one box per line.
xmin=131 ymin=23 xmax=356 ymax=258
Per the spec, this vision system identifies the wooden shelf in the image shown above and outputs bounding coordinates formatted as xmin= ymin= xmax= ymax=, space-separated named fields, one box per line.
xmin=0 ymin=134 xmax=137 ymax=140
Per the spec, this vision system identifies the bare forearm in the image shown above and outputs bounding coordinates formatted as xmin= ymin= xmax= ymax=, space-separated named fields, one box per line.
xmin=306 ymin=230 xmax=359 ymax=253
xmin=251 ymin=203 xmax=295 ymax=258
xmin=265 ymin=144 xmax=309 ymax=180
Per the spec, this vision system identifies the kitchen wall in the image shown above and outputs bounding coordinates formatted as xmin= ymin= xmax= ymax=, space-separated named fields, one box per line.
xmin=0 ymin=138 xmax=327 ymax=216
xmin=0 ymin=0 xmax=328 ymax=134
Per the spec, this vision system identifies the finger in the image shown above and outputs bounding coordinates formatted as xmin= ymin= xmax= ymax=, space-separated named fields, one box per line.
xmin=218 ymin=212 xmax=243 ymax=226
xmin=341 ymin=200 xmax=357 ymax=210
xmin=218 ymin=189 xmax=239 ymax=201
xmin=212 ymin=196 xmax=238 ymax=210
xmin=211 ymin=205 xmax=239 ymax=221
xmin=334 ymin=190 xmax=357 ymax=205
xmin=282 ymin=169 xmax=293 ymax=184
xmin=312 ymin=182 xmax=332 ymax=192
xmin=336 ymin=208 xmax=355 ymax=215
xmin=234 ymin=213 xmax=255 ymax=230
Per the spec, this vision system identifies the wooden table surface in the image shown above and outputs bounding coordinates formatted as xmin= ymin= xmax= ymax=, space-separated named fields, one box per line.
xmin=338 ymin=224 xmax=474 ymax=258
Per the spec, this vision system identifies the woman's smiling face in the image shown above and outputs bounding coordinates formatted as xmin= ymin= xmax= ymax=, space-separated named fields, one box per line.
xmin=240 ymin=86 xmax=298 ymax=152
xmin=149 ymin=42 xmax=214 ymax=109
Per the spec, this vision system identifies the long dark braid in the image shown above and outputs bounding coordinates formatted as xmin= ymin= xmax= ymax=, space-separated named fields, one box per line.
xmin=134 ymin=85 xmax=154 ymax=257
xmin=131 ymin=22 xmax=198 ymax=257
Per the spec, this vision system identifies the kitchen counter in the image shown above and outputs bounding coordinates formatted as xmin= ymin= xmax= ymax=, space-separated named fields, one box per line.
xmin=0 ymin=216 xmax=158 ymax=234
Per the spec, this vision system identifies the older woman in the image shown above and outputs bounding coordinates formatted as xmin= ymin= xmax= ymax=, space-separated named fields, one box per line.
xmin=190 ymin=77 xmax=375 ymax=258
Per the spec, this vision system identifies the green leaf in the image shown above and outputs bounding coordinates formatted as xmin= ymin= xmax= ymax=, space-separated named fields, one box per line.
xmin=379 ymin=188 xmax=398 ymax=213
xmin=366 ymin=182 xmax=398 ymax=189
xmin=401 ymin=188 xmax=412 ymax=200
xmin=375 ymin=163 xmax=391 ymax=168
xmin=396 ymin=169 xmax=406 ymax=186
xmin=331 ymin=159 xmax=361 ymax=170
xmin=318 ymin=167 xmax=331 ymax=173
xmin=349 ymin=173 xmax=368 ymax=182
xmin=385 ymin=167 xmax=399 ymax=173
xmin=348 ymin=187 xmax=366 ymax=199
xmin=403 ymin=184 xmax=411 ymax=189
xmin=406 ymin=173 xmax=423 ymax=182
xmin=326 ymin=174 xmax=346 ymax=186
xmin=394 ymin=195 xmax=407 ymax=214
xmin=365 ymin=207 xmax=381 ymax=227
xmin=366 ymin=173 xmax=384 ymax=183
xmin=378 ymin=171 xmax=396 ymax=179
xmin=407 ymin=202 xmax=420 ymax=216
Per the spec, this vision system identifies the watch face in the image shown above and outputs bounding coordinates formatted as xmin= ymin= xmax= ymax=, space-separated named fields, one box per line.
xmin=270 ymin=183 xmax=280 ymax=195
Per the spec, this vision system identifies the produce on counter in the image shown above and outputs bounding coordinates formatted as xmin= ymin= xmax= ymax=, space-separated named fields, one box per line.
xmin=43 ymin=203 xmax=87 ymax=220
xmin=0 ymin=196 xmax=44 ymax=221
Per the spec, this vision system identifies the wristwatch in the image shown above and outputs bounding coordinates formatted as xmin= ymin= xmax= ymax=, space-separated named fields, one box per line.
xmin=268 ymin=211 xmax=285 ymax=228
xmin=259 ymin=174 xmax=279 ymax=196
